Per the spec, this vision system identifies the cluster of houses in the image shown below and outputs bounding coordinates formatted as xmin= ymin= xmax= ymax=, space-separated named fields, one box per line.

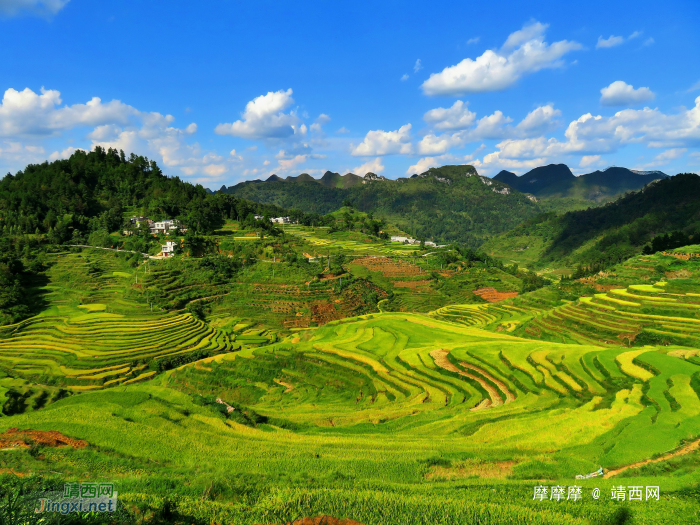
xmin=390 ymin=236 xmax=444 ymax=248
xmin=253 ymin=215 xmax=294 ymax=224
xmin=125 ymin=217 xmax=187 ymax=236
xmin=124 ymin=217 xmax=186 ymax=258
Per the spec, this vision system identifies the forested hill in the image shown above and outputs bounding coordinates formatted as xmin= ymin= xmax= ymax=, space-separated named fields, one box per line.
xmin=494 ymin=164 xmax=669 ymax=202
xmin=221 ymin=165 xmax=540 ymax=247
xmin=0 ymin=147 xmax=293 ymax=242
xmin=482 ymin=173 xmax=700 ymax=269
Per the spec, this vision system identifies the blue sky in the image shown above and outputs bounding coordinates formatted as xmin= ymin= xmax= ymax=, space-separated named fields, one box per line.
xmin=0 ymin=0 xmax=699 ymax=187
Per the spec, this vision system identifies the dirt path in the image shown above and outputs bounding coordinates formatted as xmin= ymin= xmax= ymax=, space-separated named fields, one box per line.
xmin=430 ymin=349 xmax=503 ymax=410
xmin=603 ymin=437 xmax=700 ymax=478
xmin=460 ymin=362 xmax=515 ymax=403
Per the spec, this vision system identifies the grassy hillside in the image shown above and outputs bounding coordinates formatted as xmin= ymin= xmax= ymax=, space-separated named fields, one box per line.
xmin=482 ymin=173 xmax=700 ymax=269
xmin=223 ymin=165 xmax=541 ymax=247
xmin=2 ymin=308 xmax=699 ymax=523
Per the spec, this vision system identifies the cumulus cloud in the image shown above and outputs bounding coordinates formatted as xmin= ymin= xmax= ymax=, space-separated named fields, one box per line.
xmin=597 ymin=31 xmax=645 ymax=49
xmin=466 ymin=37 xmax=480 ymax=45
xmin=214 ymin=89 xmax=305 ymax=140
xmin=579 ymin=155 xmax=603 ymax=168
xmin=0 ymin=85 xmax=234 ymax=182
xmin=352 ymin=157 xmax=385 ymax=176
xmin=515 ymin=104 xmax=561 ymax=135
xmin=643 ymin=148 xmax=687 ymax=167
xmin=351 ymin=124 xmax=413 ymax=156
xmin=600 ymin=81 xmax=655 ymax=106
xmin=422 ymin=21 xmax=581 ymax=95
xmin=471 ymin=96 xmax=700 ymax=174
xmin=596 ymin=35 xmax=624 ymax=49
xmin=310 ymin=113 xmax=331 ymax=138
xmin=337 ymin=127 xmax=350 ymax=134
xmin=413 ymin=59 xmax=422 ymax=73
xmin=0 ymin=0 xmax=69 ymax=16
xmin=0 ymin=140 xmax=46 ymax=166
xmin=0 ymin=87 xmax=137 ymax=136
xmin=401 ymin=73 xmax=409 ymax=82
xmin=48 ymin=146 xmax=85 ymax=161
xmin=417 ymin=104 xmax=560 ymax=156
xmin=423 ymin=100 xmax=476 ymax=131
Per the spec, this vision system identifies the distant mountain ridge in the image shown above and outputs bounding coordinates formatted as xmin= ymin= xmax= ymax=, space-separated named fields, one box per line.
xmin=482 ymin=172 xmax=700 ymax=267
xmin=220 ymin=165 xmax=539 ymax=247
xmin=494 ymin=164 xmax=669 ymax=202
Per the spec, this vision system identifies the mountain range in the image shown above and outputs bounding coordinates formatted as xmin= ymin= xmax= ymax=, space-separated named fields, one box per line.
xmin=493 ymin=164 xmax=668 ymax=202
xmin=220 ymin=165 xmax=539 ymax=247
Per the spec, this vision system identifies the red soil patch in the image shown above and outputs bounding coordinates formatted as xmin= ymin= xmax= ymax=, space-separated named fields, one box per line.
xmin=473 ymin=287 xmax=518 ymax=303
xmin=260 ymin=517 xmax=365 ymax=525
xmin=353 ymin=257 xmax=421 ymax=277
xmin=0 ymin=428 xmax=88 ymax=449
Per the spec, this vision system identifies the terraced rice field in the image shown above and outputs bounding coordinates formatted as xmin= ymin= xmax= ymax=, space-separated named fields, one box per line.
xmin=284 ymin=225 xmax=420 ymax=255
xmin=519 ymin=282 xmax=700 ymax=347
xmin=166 ymin=312 xmax=700 ymax=470
xmin=0 ymin=312 xmax=236 ymax=388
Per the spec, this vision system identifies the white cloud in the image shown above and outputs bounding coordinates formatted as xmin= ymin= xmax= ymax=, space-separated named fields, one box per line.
xmin=351 ymin=124 xmax=413 ymax=156
xmin=417 ymin=133 xmax=462 ymax=155
xmin=579 ymin=155 xmax=603 ymax=168
xmin=596 ymin=31 xmax=646 ymax=49
xmin=214 ymin=89 xmax=304 ymax=140
xmin=471 ymin=96 xmax=700 ymax=173
xmin=466 ymin=37 xmax=480 ymax=45
xmin=417 ymin=104 xmax=560 ymax=156
xmin=472 ymin=152 xmax=544 ymax=176
xmin=337 ymin=127 xmax=350 ymax=134
xmin=310 ymin=113 xmax=330 ymax=134
xmin=413 ymin=59 xmax=422 ymax=73
xmin=48 ymin=146 xmax=85 ymax=161
xmin=0 ymin=140 xmax=46 ymax=167
xmin=422 ymin=21 xmax=581 ymax=96
xmin=352 ymin=157 xmax=384 ymax=176
xmin=471 ymin=111 xmax=513 ymax=140
xmin=515 ymin=104 xmax=561 ymax=136
xmin=600 ymin=80 xmax=655 ymax=106
xmin=423 ymin=100 xmax=476 ymax=130
xmin=0 ymin=87 xmax=137 ymax=137
xmin=0 ymin=0 xmax=69 ymax=16
xmin=401 ymin=74 xmax=409 ymax=82
xmin=407 ymin=157 xmax=439 ymax=174
xmin=596 ymin=35 xmax=624 ymax=49
xmin=643 ymin=148 xmax=687 ymax=167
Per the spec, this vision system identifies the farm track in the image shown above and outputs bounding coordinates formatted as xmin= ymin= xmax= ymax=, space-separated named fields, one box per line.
xmin=603 ymin=437 xmax=700 ymax=478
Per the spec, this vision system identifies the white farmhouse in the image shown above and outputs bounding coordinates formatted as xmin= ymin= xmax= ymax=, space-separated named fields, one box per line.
xmin=162 ymin=241 xmax=179 ymax=258
xmin=151 ymin=219 xmax=181 ymax=235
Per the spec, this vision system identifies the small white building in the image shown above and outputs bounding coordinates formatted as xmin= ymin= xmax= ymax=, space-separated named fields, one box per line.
xmin=271 ymin=216 xmax=291 ymax=224
xmin=254 ymin=214 xmax=264 ymax=220
xmin=162 ymin=241 xmax=178 ymax=257
xmin=151 ymin=219 xmax=181 ymax=235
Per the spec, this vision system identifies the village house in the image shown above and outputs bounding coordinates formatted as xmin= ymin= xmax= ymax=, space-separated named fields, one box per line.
xmin=150 ymin=219 xmax=184 ymax=235
xmin=124 ymin=216 xmax=154 ymax=235
xmin=161 ymin=240 xmax=179 ymax=258
xmin=271 ymin=216 xmax=291 ymax=224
